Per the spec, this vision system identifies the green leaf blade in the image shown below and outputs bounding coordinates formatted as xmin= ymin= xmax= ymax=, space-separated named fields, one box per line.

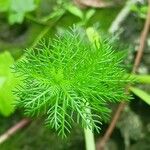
xmin=0 ymin=51 xmax=18 ymax=116
xmin=130 ymin=87 xmax=150 ymax=105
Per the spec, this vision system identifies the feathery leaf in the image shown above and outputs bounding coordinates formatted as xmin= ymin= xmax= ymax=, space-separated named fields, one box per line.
xmin=13 ymin=27 xmax=132 ymax=137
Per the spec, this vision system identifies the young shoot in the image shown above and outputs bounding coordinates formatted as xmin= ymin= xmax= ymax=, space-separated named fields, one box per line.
xmin=13 ymin=27 xmax=131 ymax=137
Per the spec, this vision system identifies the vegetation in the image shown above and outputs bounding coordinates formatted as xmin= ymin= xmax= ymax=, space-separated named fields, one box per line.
xmin=13 ymin=27 xmax=131 ymax=138
xmin=0 ymin=0 xmax=150 ymax=150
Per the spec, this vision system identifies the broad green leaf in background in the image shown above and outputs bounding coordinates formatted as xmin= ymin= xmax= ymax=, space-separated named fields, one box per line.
xmin=8 ymin=12 xmax=25 ymax=24
xmin=0 ymin=51 xmax=17 ymax=116
xmin=0 ymin=0 xmax=9 ymax=12
xmin=130 ymin=87 xmax=150 ymax=105
xmin=9 ymin=0 xmax=36 ymax=24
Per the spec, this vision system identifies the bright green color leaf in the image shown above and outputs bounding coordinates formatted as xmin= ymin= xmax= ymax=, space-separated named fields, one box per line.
xmin=86 ymin=27 xmax=100 ymax=48
xmin=140 ymin=6 xmax=148 ymax=13
xmin=131 ymin=4 xmax=148 ymax=19
xmin=66 ymin=5 xmax=83 ymax=19
xmin=0 ymin=0 xmax=9 ymax=12
xmin=34 ymin=0 xmax=41 ymax=5
xmin=9 ymin=0 xmax=36 ymax=24
xmin=85 ymin=9 xmax=95 ymax=21
xmin=0 ymin=51 xmax=17 ymax=116
xmin=9 ymin=12 xmax=24 ymax=24
xmin=0 ymin=77 xmax=6 ymax=88
xmin=130 ymin=87 xmax=150 ymax=105
xmin=131 ymin=74 xmax=150 ymax=84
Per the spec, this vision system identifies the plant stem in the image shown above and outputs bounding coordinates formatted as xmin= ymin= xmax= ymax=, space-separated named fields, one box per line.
xmin=84 ymin=28 xmax=97 ymax=150
xmin=0 ymin=118 xmax=30 ymax=144
xmin=84 ymin=128 xmax=95 ymax=150
xmin=108 ymin=0 xmax=138 ymax=33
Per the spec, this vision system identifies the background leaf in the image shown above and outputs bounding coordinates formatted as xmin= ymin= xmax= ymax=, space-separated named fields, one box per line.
xmin=0 ymin=0 xmax=37 ymax=24
xmin=131 ymin=74 xmax=150 ymax=84
xmin=66 ymin=4 xmax=83 ymax=19
xmin=85 ymin=9 xmax=95 ymax=21
xmin=0 ymin=51 xmax=17 ymax=116
xmin=130 ymin=87 xmax=150 ymax=105
xmin=0 ymin=0 xmax=9 ymax=12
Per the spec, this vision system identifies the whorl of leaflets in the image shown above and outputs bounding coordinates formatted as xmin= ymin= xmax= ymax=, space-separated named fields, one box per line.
xmin=14 ymin=27 xmax=131 ymax=137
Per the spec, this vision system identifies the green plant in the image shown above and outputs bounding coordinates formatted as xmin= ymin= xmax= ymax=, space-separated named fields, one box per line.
xmin=66 ymin=4 xmax=95 ymax=26
xmin=129 ymin=74 xmax=150 ymax=105
xmin=13 ymin=27 xmax=131 ymax=140
xmin=0 ymin=51 xmax=18 ymax=116
xmin=0 ymin=0 xmax=37 ymax=24
xmin=130 ymin=87 xmax=150 ymax=105
xmin=131 ymin=4 xmax=148 ymax=19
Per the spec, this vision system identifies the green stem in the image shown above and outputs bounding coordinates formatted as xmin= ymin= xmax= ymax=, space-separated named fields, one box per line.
xmin=84 ymin=27 xmax=98 ymax=150
xmin=84 ymin=128 xmax=95 ymax=150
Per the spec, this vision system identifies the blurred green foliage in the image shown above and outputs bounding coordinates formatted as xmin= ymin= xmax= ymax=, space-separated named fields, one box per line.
xmin=131 ymin=4 xmax=148 ymax=19
xmin=66 ymin=4 xmax=95 ymax=26
xmin=130 ymin=87 xmax=150 ymax=105
xmin=0 ymin=0 xmax=37 ymax=24
xmin=0 ymin=51 xmax=17 ymax=116
xmin=0 ymin=0 xmax=149 ymax=149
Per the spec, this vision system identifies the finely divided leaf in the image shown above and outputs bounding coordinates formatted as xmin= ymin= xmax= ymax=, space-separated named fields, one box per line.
xmin=14 ymin=27 xmax=131 ymax=137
